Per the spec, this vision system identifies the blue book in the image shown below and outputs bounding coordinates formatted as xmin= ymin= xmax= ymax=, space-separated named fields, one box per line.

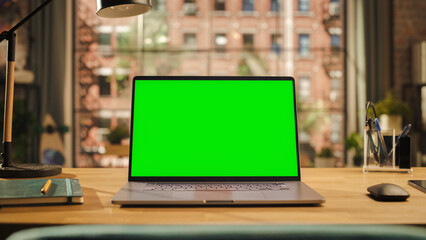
xmin=0 ymin=178 xmax=84 ymax=206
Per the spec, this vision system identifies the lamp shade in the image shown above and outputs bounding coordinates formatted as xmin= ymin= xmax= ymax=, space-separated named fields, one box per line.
xmin=96 ymin=0 xmax=152 ymax=18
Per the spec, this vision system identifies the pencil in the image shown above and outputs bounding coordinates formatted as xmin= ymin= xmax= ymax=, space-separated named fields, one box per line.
xmin=41 ymin=179 xmax=52 ymax=194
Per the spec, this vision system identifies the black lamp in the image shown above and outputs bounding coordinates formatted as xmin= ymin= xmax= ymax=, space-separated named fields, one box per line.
xmin=0 ymin=0 xmax=151 ymax=178
xmin=97 ymin=0 xmax=152 ymax=18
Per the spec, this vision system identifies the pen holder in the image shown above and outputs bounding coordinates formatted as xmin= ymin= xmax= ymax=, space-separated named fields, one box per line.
xmin=363 ymin=128 xmax=412 ymax=173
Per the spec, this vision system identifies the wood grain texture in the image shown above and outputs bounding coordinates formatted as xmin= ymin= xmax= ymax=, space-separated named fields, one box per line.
xmin=0 ymin=168 xmax=425 ymax=225
xmin=4 ymin=61 xmax=15 ymax=141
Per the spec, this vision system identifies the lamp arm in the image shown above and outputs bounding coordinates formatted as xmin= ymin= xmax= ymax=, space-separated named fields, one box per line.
xmin=12 ymin=0 xmax=54 ymax=34
xmin=1 ymin=0 xmax=53 ymax=167
xmin=0 ymin=0 xmax=53 ymax=43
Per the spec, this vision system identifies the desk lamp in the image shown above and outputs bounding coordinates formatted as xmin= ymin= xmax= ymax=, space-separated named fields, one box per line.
xmin=0 ymin=0 xmax=151 ymax=178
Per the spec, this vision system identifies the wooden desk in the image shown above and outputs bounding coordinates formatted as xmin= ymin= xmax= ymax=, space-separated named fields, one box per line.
xmin=1 ymin=168 xmax=425 ymax=231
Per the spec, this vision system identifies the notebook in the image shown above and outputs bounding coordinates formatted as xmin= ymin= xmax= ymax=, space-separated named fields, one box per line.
xmin=0 ymin=178 xmax=84 ymax=206
xmin=112 ymin=76 xmax=325 ymax=205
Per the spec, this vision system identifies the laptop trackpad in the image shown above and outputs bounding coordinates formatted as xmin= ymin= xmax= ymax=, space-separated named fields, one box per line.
xmin=172 ymin=191 xmax=266 ymax=201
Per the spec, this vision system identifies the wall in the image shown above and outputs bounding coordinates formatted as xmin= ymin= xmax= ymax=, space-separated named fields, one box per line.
xmin=393 ymin=0 xmax=426 ymax=92
xmin=392 ymin=0 xmax=426 ymax=164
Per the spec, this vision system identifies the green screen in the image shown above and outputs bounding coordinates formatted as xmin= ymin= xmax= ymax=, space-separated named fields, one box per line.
xmin=130 ymin=79 xmax=299 ymax=177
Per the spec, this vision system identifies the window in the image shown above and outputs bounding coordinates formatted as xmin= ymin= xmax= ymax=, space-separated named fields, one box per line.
xmin=243 ymin=34 xmax=254 ymax=50
xmin=270 ymin=0 xmax=281 ymax=12
xmin=152 ymin=0 xmax=166 ymax=11
xmin=271 ymin=33 xmax=282 ymax=54
xmin=331 ymin=34 xmax=340 ymax=48
xmin=74 ymin=1 xmax=346 ymax=168
xmin=331 ymin=114 xmax=343 ymax=144
xmin=214 ymin=0 xmax=226 ymax=11
xmin=99 ymin=117 xmax=111 ymax=129
xmin=299 ymin=34 xmax=310 ymax=57
xmin=329 ymin=0 xmax=340 ymax=16
xmin=183 ymin=0 xmax=197 ymax=15
xmin=97 ymin=68 xmax=113 ymax=97
xmin=98 ymin=75 xmax=111 ymax=96
xmin=99 ymin=117 xmax=111 ymax=141
xmin=330 ymin=78 xmax=341 ymax=102
xmin=98 ymin=33 xmax=111 ymax=46
xmin=242 ymin=0 xmax=254 ymax=12
xmin=214 ymin=33 xmax=227 ymax=52
xmin=298 ymin=0 xmax=310 ymax=12
xmin=184 ymin=33 xmax=197 ymax=49
xmin=98 ymin=26 xmax=112 ymax=44
xmin=116 ymin=26 xmax=130 ymax=50
xmin=299 ymin=77 xmax=311 ymax=100
xmin=98 ymin=27 xmax=112 ymax=55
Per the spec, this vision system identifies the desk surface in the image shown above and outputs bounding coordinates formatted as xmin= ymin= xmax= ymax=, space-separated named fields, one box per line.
xmin=1 ymin=168 xmax=425 ymax=225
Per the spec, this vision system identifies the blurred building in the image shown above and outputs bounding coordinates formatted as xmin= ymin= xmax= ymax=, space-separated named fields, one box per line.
xmin=74 ymin=0 xmax=345 ymax=167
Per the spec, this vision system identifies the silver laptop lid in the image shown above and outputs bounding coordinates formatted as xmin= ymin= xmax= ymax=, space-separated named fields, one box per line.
xmin=128 ymin=76 xmax=301 ymax=182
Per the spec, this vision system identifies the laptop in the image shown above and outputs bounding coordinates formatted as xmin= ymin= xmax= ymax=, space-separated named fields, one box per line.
xmin=112 ymin=76 xmax=325 ymax=205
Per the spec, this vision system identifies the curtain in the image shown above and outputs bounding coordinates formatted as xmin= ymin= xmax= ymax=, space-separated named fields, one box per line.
xmin=30 ymin=0 xmax=72 ymax=166
xmin=30 ymin=0 xmax=67 ymax=127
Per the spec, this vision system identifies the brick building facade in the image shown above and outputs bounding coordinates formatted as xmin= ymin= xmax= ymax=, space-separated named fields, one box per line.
xmin=74 ymin=0 xmax=345 ymax=167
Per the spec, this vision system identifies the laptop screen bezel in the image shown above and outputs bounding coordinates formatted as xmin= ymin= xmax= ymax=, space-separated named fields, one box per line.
xmin=128 ymin=76 xmax=301 ymax=182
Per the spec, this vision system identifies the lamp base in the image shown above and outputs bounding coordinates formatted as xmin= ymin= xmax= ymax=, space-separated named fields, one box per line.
xmin=0 ymin=163 xmax=62 ymax=178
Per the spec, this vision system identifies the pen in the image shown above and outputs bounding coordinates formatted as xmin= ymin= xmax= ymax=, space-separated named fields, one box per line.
xmin=41 ymin=179 xmax=52 ymax=194
xmin=375 ymin=118 xmax=388 ymax=158
xmin=386 ymin=124 xmax=411 ymax=159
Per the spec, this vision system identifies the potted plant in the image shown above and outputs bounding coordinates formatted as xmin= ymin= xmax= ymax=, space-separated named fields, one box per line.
xmin=314 ymin=147 xmax=335 ymax=168
xmin=104 ymin=125 xmax=130 ymax=156
xmin=345 ymin=132 xmax=363 ymax=166
xmin=375 ymin=92 xmax=411 ymax=133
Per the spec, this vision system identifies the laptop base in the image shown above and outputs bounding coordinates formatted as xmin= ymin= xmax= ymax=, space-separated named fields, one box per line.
xmin=112 ymin=181 xmax=325 ymax=205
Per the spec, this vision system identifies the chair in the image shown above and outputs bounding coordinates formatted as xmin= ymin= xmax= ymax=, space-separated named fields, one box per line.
xmin=7 ymin=224 xmax=426 ymax=240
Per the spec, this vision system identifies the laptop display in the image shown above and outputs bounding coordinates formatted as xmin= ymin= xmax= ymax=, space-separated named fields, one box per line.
xmin=129 ymin=76 xmax=300 ymax=179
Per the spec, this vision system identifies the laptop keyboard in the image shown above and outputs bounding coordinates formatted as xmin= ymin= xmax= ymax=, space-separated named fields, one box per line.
xmin=144 ymin=183 xmax=288 ymax=191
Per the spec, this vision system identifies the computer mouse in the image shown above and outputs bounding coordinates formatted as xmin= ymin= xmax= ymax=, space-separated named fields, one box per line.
xmin=367 ymin=183 xmax=410 ymax=201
